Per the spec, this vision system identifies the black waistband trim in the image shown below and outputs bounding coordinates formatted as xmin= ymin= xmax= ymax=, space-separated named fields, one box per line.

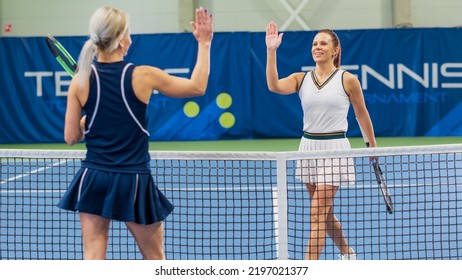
xmin=303 ymin=131 xmax=346 ymax=140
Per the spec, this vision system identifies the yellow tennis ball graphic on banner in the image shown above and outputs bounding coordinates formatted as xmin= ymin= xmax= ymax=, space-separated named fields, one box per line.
xmin=219 ymin=112 xmax=235 ymax=128
xmin=183 ymin=101 xmax=200 ymax=118
xmin=216 ymin=92 xmax=232 ymax=109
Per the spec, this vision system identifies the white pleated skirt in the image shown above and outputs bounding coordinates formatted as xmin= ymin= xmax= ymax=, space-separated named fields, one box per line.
xmin=296 ymin=136 xmax=356 ymax=187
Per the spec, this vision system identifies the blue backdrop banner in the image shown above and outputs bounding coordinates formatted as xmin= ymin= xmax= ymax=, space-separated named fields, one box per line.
xmin=1 ymin=28 xmax=462 ymax=143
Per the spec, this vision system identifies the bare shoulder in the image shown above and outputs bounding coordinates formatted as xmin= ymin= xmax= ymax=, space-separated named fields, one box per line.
xmin=68 ymin=77 xmax=89 ymax=105
xmin=132 ymin=65 xmax=167 ymax=86
xmin=131 ymin=65 xmax=162 ymax=104
xmin=292 ymin=71 xmax=306 ymax=82
xmin=342 ymin=70 xmax=359 ymax=84
xmin=291 ymin=71 xmax=307 ymax=90
xmin=133 ymin=65 xmax=158 ymax=77
xmin=342 ymin=70 xmax=362 ymax=93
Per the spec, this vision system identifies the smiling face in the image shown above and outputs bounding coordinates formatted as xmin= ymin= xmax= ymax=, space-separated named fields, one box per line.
xmin=311 ymin=30 xmax=340 ymax=67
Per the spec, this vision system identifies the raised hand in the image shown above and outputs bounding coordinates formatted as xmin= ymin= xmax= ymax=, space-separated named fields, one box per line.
xmin=191 ymin=7 xmax=213 ymax=44
xmin=266 ymin=21 xmax=283 ymax=51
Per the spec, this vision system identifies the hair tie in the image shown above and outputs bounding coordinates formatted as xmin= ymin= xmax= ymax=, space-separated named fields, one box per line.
xmin=90 ymin=34 xmax=100 ymax=44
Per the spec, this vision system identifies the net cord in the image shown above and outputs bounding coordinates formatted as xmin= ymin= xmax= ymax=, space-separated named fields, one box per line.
xmin=1 ymin=143 xmax=461 ymax=161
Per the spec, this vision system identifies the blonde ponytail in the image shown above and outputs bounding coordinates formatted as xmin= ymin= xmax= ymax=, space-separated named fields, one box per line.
xmin=73 ymin=6 xmax=130 ymax=88
xmin=74 ymin=39 xmax=97 ymax=88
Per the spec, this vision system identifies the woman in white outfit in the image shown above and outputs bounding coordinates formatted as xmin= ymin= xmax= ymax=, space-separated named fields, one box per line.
xmin=265 ymin=21 xmax=376 ymax=260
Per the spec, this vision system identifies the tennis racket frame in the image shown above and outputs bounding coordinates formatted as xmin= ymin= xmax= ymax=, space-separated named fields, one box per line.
xmin=45 ymin=34 xmax=77 ymax=77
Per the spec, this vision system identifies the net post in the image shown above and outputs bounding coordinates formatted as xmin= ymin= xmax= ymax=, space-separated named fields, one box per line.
xmin=276 ymin=154 xmax=289 ymax=260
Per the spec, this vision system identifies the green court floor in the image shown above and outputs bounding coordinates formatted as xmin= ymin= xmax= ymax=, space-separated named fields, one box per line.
xmin=0 ymin=137 xmax=461 ymax=151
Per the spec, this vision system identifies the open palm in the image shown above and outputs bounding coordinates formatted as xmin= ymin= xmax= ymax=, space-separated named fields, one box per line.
xmin=265 ymin=21 xmax=283 ymax=50
xmin=191 ymin=7 xmax=213 ymax=43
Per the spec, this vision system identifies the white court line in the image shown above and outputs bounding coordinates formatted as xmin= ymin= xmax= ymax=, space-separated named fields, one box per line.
xmin=0 ymin=159 xmax=70 ymax=185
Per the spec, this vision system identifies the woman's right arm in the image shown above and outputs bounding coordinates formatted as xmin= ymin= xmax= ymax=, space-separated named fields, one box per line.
xmin=266 ymin=21 xmax=302 ymax=95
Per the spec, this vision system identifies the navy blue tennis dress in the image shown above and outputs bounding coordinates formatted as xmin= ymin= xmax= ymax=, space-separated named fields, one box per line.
xmin=58 ymin=61 xmax=174 ymax=225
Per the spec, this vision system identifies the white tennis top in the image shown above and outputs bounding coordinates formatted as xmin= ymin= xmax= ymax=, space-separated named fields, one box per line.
xmin=298 ymin=68 xmax=350 ymax=133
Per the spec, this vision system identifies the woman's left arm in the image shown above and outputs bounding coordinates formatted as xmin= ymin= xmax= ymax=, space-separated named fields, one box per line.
xmin=344 ymin=71 xmax=377 ymax=148
xmin=64 ymin=79 xmax=86 ymax=145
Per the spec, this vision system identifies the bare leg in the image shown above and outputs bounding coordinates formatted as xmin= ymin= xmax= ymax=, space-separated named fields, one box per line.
xmin=80 ymin=212 xmax=110 ymax=260
xmin=126 ymin=221 xmax=164 ymax=260
xmin=325 ymin=209 xmax=350 ymax=254
xmin=306 ymin=184 xmax=350 ymax=255
xmin=305 ymin=184 xmax=339 ymax=260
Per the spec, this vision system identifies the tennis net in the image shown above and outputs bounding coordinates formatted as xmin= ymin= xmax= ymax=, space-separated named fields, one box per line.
xmin=0 ymin=144 xmax=461 ymax=260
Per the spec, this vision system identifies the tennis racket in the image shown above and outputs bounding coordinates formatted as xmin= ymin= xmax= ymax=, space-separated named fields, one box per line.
xmin=45 ymin=34 xmax=77 ymax=77
xmin=366 ymin=143 xmax=394 ymax=214
xmin=358 ymin=120 xmax=394 ymax=214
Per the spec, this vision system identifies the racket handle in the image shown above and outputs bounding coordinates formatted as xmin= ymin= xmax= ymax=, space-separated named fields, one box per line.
xmin=365 ymin=141 xmax=378 ymax=165
xmin=386 ymin=204 xmax=393 ymax=214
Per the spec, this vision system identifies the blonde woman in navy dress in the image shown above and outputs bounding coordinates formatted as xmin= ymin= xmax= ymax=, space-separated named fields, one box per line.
xmin=58 ymin=6 xmax=213 ymax=260
xmin=265 ymin=22 xmax=376 ymax=260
